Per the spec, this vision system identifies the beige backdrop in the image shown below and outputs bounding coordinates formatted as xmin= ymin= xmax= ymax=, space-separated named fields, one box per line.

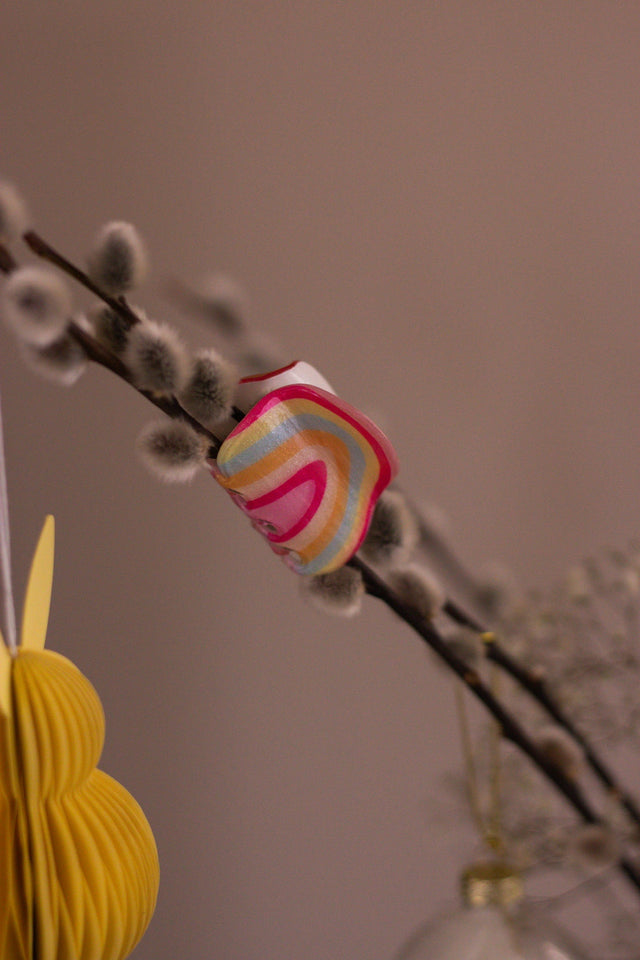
xmin=1 ymin=2 xmax=639 ymax=957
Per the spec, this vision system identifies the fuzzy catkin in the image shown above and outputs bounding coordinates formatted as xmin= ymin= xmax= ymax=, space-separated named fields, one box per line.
xmin=443 ymin=627 xmax=483 ymax=669
xmin=299 ymin=566 xmax=365 ymax=617
xmin=19 ymin=333 xmax=88 ymax=386
xmin=568 ymin=824 xmax=619 ymax=873
xmin=197 ymin=274 xmax=247 ymax=333
xmin=88 ymin=221 xmax=147 ymax=295
xmin=124 ymin=321 xmax=188 ymax=394
xmin=533 ymin=725 xmax=583 ymax=780
xmin=179 ymin=349 xmax=237 ymax=428
xmin=387 ymin=564 xmax=445 ymax=621
xmin=89 ymin=304 xmax=135 ymax=354
xmin=2 ymin=266 xmax=71 ymax=347
xmin=360 ymin=490 xmax=418 ymax=565
xmin=136 ymin=420 xmax=206 ymax=483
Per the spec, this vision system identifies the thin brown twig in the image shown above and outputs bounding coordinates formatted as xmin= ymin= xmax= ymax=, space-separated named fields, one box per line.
xmin=351 ymin=554 xmax=640 ymax=898
xmin=444 ymin=596 xmax=640 ymax=830
xmin=23 ymin=230 xmax=140 ymax=326
xmin=21 ymin=232 xmax=248 ymax=428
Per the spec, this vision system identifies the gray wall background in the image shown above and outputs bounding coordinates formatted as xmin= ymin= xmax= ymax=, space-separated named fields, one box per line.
xmin=1 ymin=3 xmax=639 ymax=957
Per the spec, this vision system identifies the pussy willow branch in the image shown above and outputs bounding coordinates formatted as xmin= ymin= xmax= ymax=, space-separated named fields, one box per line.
xmin=175 ymin=263 xmax=640 ymax=832
xmin=172 ymin=260 xmax=640 ymax=830
xmin=442 ymin=572 xmax=640 ymax=830
xmin=486 ymin=633 xmax=640 ymax=827
xmin=352 ymin=556 xmax=640 ymax=896
xmin=190 ymin=241 xmax=640 ymax=839
xmin=4 ymin=231 xmax=640 ymax=895
xmin=24 ymin=230 xmax=246 ymax=425
xmin=70 ymin=320 xmax=223 ymax=453
xmin=0 ymin=241 xmax=222 ymax=455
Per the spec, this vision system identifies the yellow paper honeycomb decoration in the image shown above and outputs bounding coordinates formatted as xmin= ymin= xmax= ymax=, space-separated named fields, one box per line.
xmin=0 ymin=516 xmax=159 ymax=960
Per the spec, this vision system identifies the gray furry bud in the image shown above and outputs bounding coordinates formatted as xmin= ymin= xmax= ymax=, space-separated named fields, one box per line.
xmin=136 ymin=419 xmax=207 ymax=483
xmin=387 ymin=565 xmax=445 ymax=621
xmin=360 ymin=490 xmax=418 ymax=566
xmin=19 ymin=324 xmax=87 ymax=386
xmin=443 ymin=627 xmax=483 ymax=669
xmin=124 ymin=320 xmax=188 ymax=394
xmin=198 ymin=274 xmax=247 ymax=333
xmin=299 ymin=565 xmax=365 ymax=617
xmin=89 ymin=303 xmax=135 ymax=354
xmin=568 ymin=824 xmax=619 ymax=873
xmin=179 ymin=349 xmax=238 ymax=428
xmin=475 ymin=561 xmax=522 ymax=617
xmin=0 ymin=181 xmax=29 ymax=243
xmin=2 ymin=266 xmax=71 ymax=346
xmin=533 ymin=725 xmax=584 ymax=780
xmin=88 ymin=221 xmax=148 ymax=295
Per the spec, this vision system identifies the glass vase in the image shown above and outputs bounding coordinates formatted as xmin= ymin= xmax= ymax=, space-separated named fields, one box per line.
xmin=394 ymin=861 xmax=592 ymax=960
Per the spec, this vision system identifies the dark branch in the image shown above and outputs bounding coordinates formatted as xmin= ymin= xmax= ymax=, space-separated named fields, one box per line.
xmin=352 ymin=554 xmax=640 ymax=897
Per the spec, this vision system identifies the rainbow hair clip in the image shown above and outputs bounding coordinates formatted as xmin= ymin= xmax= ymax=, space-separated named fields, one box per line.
xmin=211 ymin=362 xmax=398 ymax=575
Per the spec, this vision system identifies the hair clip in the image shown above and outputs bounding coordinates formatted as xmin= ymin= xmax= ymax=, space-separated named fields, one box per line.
xmin=210 ymin=362 xmax=398 ymax=575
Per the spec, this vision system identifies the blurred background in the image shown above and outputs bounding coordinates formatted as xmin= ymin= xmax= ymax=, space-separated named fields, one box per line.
xmin=1 ymin=3 xmax=639 ymax=957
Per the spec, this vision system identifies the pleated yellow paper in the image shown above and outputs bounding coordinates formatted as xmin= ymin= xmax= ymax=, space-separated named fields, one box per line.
xmin=0 ymin=517 xmax=159 ymax=960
